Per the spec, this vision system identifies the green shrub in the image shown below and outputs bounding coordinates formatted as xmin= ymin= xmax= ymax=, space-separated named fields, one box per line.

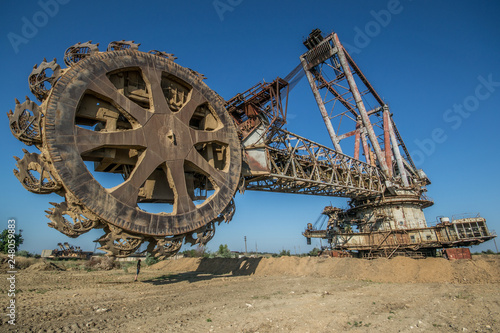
xmin=145 ymin=253 xmax=159 ymax=266
xmin=279 ymin=249 xmax=291 ymax=257
xmin=16 ymin=250 xmax=31 ymax=257
xmin=308 ymin=247 xmax=320 ymax=256
xmin=216 ymin=244 xmax=232 ymax=258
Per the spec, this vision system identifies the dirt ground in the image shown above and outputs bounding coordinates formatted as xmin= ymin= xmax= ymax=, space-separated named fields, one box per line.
xmin=1 ymin=255 xmax=499 ymax=332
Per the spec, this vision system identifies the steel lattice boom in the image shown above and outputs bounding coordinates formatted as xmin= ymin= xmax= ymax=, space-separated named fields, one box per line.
xmin=244 ymin=128 xmax=385 ymax=197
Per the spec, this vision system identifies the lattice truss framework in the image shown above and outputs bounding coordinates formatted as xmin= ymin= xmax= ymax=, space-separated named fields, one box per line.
xmin=245 ymin=128 xmax=385 ymax=197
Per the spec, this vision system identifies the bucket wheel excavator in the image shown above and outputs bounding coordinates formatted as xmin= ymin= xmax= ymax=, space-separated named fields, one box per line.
xmin=8 ymin=31 xmax=495 ymax=259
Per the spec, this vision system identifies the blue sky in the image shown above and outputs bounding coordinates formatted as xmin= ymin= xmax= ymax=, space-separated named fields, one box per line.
xmin=1 ymin=0 xmax=499 ymax=254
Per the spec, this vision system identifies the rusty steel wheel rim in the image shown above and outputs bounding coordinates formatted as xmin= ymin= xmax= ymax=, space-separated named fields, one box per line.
xmin=44 ymin=50 xmax=241 ymax=236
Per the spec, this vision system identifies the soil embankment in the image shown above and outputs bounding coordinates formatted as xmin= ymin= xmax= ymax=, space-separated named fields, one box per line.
xmin=1 ymin=255 xmax=498 ymax=332
xmin=151 ymin=255 xmax=500 ymax=284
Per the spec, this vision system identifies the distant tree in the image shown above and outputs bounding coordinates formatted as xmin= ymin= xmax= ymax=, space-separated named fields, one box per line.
xmin=181 ymin=249 xmax=197 ymax=257
xmin=308 ymin=247 xmax=320 ymax=256
xmin=0 ymin=229 xmax=24 ymax=254
xmin=16 ymin=250 xmax=31 ymax=257
xmin=279 ymin=249 xmax=291 ymax=257
xmin=216 ymin=244 xmax=232 ymax=258
xmin=145 ymin=253 xmax=159 ymax=266
xmin=201 ymin=247 xmax=211 ymax=258
xmin=181 ymin=245 xmax=208 ymax=258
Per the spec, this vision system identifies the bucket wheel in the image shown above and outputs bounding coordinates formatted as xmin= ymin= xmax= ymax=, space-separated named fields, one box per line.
xmin=10 ymin=42 xmax=242 ymax=256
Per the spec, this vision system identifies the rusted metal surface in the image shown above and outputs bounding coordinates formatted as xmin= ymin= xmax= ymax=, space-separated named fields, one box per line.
xmin=354 ymin=123 xmax=360 ymax=160
xmin=28 ymin=58 xmax=61 ymax=102
xmin=303 ymin=206 xmax=495 ymax=258
xmin=9 ymin=41 xmax=241 ymax=257
xmin=443 ymin=248 xmax=472 ymax=260
xmin=225 ymin=78 xmax=288 ymax=141
xmin=7 ymin=97 xmax=43 ymax=146
xmin=300 ymin=55 xmax=343 ymax=152
xmin=45 ymin=193 xmax=103 ymax=238
xmin=14 ymin=149 xmax=62 ymax=194
xmin=331 ymin=33 xmax=389 ymax=178
xmin=383 ymin=108 xmax=392 ymax=178
xmin=319 ymin=250 xmax=352 ymax=258
xmin=64 ymin=41 xmax=99 ymax=66
xmin=387 ymin=107 xmax=410 ymax=187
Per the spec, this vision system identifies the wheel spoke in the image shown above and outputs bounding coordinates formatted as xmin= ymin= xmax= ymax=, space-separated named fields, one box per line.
xmin=87 ymin=78 xmax=150 ymax=126
xmin=76 ymin=127 xmax=147 ymax=154
xmin=164 ymin=160 xmax=195 ymax=214
xmin=178 ymin=89 xmax=207 ymax=124
xmin=185 ymin=149 xmax=227 ymax=189
xmin=190 ymin=127 xmax=229 ymax=146
xmin=38 ymin=49 xmax=241 ymax=239
xmin=142 ymin=67 xmax=170 ymax=114
xmin=109 ymin=149 xmax=164 ymax=207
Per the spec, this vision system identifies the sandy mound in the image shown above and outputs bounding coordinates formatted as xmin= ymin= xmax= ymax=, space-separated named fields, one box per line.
xmin=151 ymin=255 xmax=500 ymax=284
xmin=24 ymin=261 xmax=66 ymax=272
xmin=0 ymin=254 xmax=38 ymax=272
